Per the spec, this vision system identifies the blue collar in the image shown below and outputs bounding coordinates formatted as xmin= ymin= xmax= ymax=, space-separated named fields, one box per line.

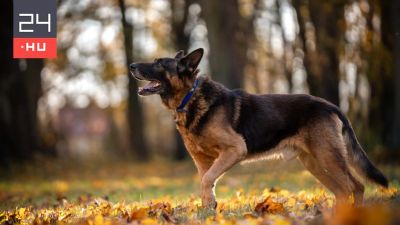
xmin=176 ymin=78 xmax=200 ymax=113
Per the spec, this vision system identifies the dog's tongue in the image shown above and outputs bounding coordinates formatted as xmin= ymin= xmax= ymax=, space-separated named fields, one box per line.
xmin=138 ymin=80 xmax=160 ymax=92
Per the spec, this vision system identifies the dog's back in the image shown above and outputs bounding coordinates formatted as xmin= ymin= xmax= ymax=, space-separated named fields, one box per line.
xmin=232 ymin=92 xmax=337 ymax=154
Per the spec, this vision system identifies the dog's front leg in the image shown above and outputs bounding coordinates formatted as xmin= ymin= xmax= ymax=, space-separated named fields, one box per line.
xmin=184 ymin=142 xmax=215 ymax=179
xmin=193 ymin=153 xmax=214 ymax=179
xmin=201 ymin=146 xmax=246 ymax=208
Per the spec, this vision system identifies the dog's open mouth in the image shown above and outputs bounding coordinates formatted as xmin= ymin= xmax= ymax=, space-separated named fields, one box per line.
xmin=138 ymin=80 xmax=162 ymax=96
xmin=130 ymin=69 xmax=163 ymax=96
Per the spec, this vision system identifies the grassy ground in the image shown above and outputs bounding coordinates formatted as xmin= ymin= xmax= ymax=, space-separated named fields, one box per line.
xmin=0 ymin=158 xmax=399 ymax=224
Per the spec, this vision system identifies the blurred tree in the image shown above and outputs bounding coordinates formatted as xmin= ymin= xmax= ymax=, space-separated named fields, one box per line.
xmin=358 ymin=0 xmax=388 ymax=151
xmin=118 ymin=0 xmax=149 ymax=160
xmin=0 ymin=0 xmax=47 ymax=167
xmin=171 ymin=0 xmax=194 ymax=51
xmin=357 ymin=0 xmax=400 ymax=155
xmin=200 ymin=0 xmax=258 ymax=89
xmin=390 ymin=0 xmax=400 ymax=151
xmin=341 ymin=1 xmax=370 ymax=145
xmin=276 ymin=0 xmax=294 ymax=93
xmin=369 ymin=0 xmax=400 ymax=153
xmin=294 ymin=0 xmax=346 ymax=105
xmin=170 ymin=0 xmax=196 ymax=160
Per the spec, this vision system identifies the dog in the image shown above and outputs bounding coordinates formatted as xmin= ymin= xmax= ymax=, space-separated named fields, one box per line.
xmin=130 ymin=48 xmax=388 ymax=208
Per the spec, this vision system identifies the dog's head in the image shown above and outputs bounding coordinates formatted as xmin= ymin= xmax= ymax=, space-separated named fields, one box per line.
xmin=130 ymin=48 xmax=204 ymax=97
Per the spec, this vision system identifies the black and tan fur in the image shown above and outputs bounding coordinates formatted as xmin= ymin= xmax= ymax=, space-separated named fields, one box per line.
xmin=130 ymin=48 xmax=388 ymax=208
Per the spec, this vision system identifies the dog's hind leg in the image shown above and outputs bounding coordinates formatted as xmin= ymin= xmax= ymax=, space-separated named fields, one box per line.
xmin=298 ymin=152 xmax=343 ymax=196
xmin=298 ymin=151 xmax=364 ymax=205
xmin=303 ymin=119 xmax=364 ymax=205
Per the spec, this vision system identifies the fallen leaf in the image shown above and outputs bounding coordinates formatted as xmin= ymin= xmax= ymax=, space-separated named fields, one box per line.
xmin=161 ymin=209 xmax=177 ymax=223
xmin=129 ymin=207 xmax=149 ymax=221
xmin=255 ymin=197 xmax=285 ymax=215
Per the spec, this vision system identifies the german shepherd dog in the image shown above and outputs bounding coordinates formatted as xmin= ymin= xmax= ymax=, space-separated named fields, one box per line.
xmin=130 ymin=48 xmax=388 ymax=208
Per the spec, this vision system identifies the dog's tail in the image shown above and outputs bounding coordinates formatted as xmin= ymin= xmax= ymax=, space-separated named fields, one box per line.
xmin=335 ymin=109 xmax=388 ymax=188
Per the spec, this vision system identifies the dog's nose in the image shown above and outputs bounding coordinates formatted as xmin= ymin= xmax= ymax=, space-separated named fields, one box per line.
xmin=130 ymin=63 xmax=138 ymax=70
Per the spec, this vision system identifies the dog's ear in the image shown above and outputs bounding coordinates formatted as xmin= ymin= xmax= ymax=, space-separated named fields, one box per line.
xmin=174 ymin=50 xmax=185 ymax=59
xmin=177 ymin=48 xmax=204 ymax=75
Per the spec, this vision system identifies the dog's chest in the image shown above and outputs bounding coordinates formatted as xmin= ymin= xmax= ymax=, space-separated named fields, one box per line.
xmin=176 ymin=123 xmax=219 ymax=157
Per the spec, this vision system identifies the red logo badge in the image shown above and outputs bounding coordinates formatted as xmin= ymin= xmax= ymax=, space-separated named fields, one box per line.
xmin=13 ymin=1 xmax=57 ymax=58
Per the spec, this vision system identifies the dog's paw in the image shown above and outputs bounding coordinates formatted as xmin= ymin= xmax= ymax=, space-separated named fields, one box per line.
xmin=202 ymin=199 xmax=217 ymax=209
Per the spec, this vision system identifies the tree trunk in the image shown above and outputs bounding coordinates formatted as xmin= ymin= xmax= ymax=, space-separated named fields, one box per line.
xmin=170 ymin=0 xmax=195 ymax=160
xmin=364 ymin=0 xmax=396 ymax=153
xmin=391 ymin=0 xmax=400 ymax=151
xmin=276 ymin=0 xmax=293 ymax=93
xmin=171 ymin=0 xmax=194 ymax=51
xmin=293 ymin=0 xmax=345 ymax=105
xmin=379 ymin=0 xmax=400 ymax=152
xmin=0 ymin=0 xmax=44 ymax=168
xmin=199 ymin=0 xmax=249 ymax=89
xmin=118 ymin=0 xmax=149 ymax=160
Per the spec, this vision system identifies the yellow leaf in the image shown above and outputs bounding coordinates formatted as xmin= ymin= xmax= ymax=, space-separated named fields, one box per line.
xmin=305 ymin=199 xmax=313 ymax=206
xmin=141 ymin=218 xmax=158 ymax=225
xmin=58 ymin=212 xmax=71 ymax=221
xmin=381 ymin=187 xmax=398 ymax=197
xmin=326 ymin=199 xmax=334 ymax=208
xmin=286 ymin=198 xmax=296 ymax=207
xmin=279 ymin=190 xmax=290 ymax=197
xmin=0 ymin=212 xmax=7 ymax=224
xmin=273 ymin=216 xmax=292 ymax=225
xmin=16 ymin=207 xmax=26 ymax=219
xmin=94 ymin=214 xmax=104 ymax=225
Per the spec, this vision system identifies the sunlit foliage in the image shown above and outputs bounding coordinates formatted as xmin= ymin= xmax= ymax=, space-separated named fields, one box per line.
xmin=1 ymin=161 xmax=398 ymax=224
